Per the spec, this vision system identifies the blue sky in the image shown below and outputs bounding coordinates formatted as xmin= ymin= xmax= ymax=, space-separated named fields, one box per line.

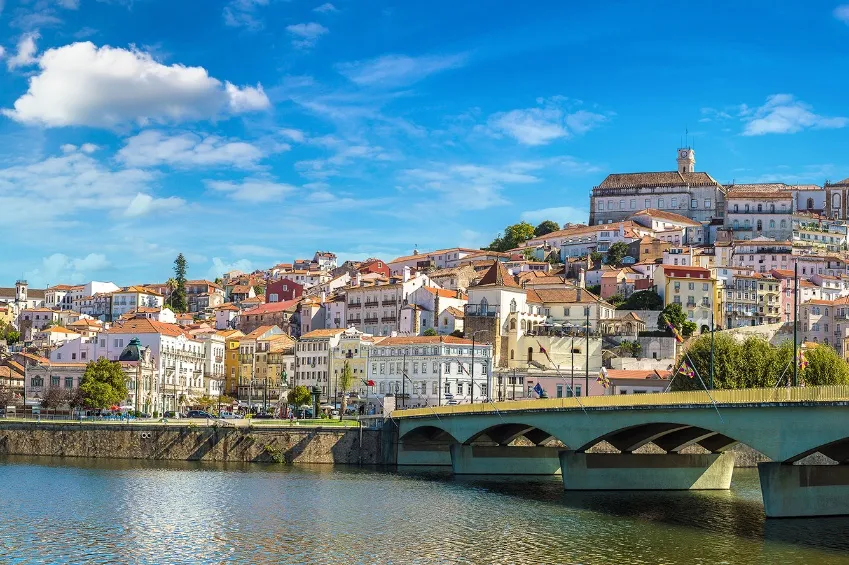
xmin=2 ymin=0 xmax=849 ymax=288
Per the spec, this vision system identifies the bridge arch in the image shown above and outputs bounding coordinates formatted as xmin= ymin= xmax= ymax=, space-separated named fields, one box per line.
xmin=576 ymin=422 xmax=738 ymax=454
xmin=785 ymin=436 xmax=849 ymax=464
xmin=464 ymin=422 xmax=565 ymax=447
xmin=399 ymin=425 xmax=459 ymax=445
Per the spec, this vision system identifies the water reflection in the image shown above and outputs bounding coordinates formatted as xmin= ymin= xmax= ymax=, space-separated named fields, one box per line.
xmin=0 ymin=457 xmax=848 ymax=565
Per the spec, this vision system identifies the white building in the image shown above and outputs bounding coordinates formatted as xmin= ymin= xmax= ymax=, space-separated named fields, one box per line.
xmin=732 ymin=238 xmax=793 ymax=274
xmin=110 ymin=286 xmax=165 ymax=321
xmin=367 ymin=335 xmax=493 ymax=407
xmin=345 ymin=270 xmax=434 ymax=336
xmin=387 ymin=248 xmax=481 ymax=275
xmin=725 ymin=184 xmax=794 ymax=241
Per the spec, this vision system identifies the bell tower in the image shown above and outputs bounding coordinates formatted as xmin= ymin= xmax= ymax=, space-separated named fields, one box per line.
xmin=677 ymin=148 xmax=695 ymax=174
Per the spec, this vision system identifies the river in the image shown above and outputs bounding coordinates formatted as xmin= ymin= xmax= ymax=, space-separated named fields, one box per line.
xmin=0 ymin=457 xmax=847 ymax=564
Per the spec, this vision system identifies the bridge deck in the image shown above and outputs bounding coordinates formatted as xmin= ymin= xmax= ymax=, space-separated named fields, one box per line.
xmin=393 ymin=385 xmax=849 ymax=419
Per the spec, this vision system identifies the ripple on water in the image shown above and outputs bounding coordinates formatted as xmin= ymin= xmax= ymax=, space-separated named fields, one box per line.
xmin=0 ymin=458 xmax=848 ymax=565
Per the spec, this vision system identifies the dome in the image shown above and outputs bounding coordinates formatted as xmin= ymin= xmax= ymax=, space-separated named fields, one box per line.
xmin=118 ymin=337 xmax=143 ymax=362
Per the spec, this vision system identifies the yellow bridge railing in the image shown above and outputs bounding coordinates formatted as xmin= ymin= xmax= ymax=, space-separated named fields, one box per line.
xmin=393 ymin=385 xmax=849 ymax=419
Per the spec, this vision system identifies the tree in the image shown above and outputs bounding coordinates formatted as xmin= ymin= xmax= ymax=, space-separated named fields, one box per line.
xmin=658 ymin=303 xmax=697 ymax=337
xmin=41 ymin=387 xmax=67 ymax=410
xmin=252 ymin=285 xmax=265 ymax=297
xmin=0 ymin=380 xmax=14 ymax=407
xmin=589 ymin=251 xmax=602 ymax=268
xmin=171 ymin=254 xmax=188 ymax=313
xmin=607 ymin=294 xmax=626 ymax=308
xmin=338 ymin=362 xmax=355 ymax=419
xmin=620 ymin=290 xmax=663 ymax=311
xmin=534 ymin=220 xmax=560 ymax=237
xmin=803 ymin=346 xmax=849 ymax=385
xmin=423 ymin=328 xmax=438 ymax=336
xmin=195 ymin=395 xmax=217 ymax=409
xmin=487 ymin=222 xmax=536 ymax=252
xmin=618 ymin=340 xmax=642 ymax=358
xmin=606 ymin=242 xmax=630 ymax=267
xmin=287 ymin=385 xmax=312 ymax=407
xmin=165 ymin=278 xmax=177 ymax=309
xmin=79 ymin=358 xmax=128 ymax=409
xmin=671 ymin=334 xmax=793 ymax=391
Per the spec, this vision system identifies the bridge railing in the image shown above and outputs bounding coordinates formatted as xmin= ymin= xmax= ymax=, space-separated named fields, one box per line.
xmin=393 ymin=385 xmax=849 ymax=418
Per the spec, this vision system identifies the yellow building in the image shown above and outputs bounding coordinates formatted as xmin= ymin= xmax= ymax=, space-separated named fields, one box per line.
xmin=655 ymin=265 xmax=721 ymax=332
xmin=222 ymin=330 xmax=244 ymax=397
xmin=256 ymin=334 xmax=295 ymax=405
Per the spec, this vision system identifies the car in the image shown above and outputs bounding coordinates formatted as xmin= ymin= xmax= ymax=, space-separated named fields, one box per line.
xmin=219 ymin=412 xmax=239 ymax=419
xmin=186 ymin=410 xmax=214 ymax=419
xmin=252 ymin=412 xmax=274 ymax=419
xmin=330 ymin=409 xmax=340 ymax=417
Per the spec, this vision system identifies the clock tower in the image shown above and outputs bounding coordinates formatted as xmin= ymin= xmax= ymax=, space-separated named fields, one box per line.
xmin=677 ymin=148 xmax=695 ymax=174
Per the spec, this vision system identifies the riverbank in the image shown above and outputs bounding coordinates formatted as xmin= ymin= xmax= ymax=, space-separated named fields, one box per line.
xmin=0 ymin=421 xmax=390 ymax=465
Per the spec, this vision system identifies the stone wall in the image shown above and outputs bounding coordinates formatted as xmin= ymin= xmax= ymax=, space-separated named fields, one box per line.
xmin=0 ymin=422 xmax=388 ymax=465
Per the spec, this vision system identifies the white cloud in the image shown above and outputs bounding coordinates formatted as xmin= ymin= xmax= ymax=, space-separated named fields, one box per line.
xmin=286 ymin=22 xmax=329 ymax=49
xmin=60 ymin=143 xmax=99 ymax=154
xmin=117 ymin=130 xmax=268 ymax=168
xmin=520 ymin=206 xmax=588 ymax=225
xmin=3 ymin=42 xmax=271 ymax=128
xmin=280 ymin=128 xmax=305 ymax=142
xmin=205 ymin=178 xmax=295 ymax=202
xmin=27 ymin=252 xmax=111 ymax=286
xmin=7 ymin=32 xmax=39 ymax=70
xmin=207 ymin=257 xmax=254 ymax=280
xmin=834 ymin=5 xmax=849 ymax=23
xmin=742 ymin=94 xmax=849 ymax=136
xmin=313 ymin=3 xmax=338 ymax=13
xmin=486 ymin=97 xmax=609 ymax=145
xmin=336 ymin=53 xmax=466 ymax=87
xmin=124 ymin=192 xmax=185 ymax=217
xmin=80 ymin=143 xmax=98 ymax=154
xmin=0 ymin=46 xmax=5 ymax=59
xmin=223 ymin=0 xmax=269 ymax=30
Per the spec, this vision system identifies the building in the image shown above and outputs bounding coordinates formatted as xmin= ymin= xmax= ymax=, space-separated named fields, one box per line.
xmin=725 ymin=184 xmax=793 ymax=240
xmin=732 ymin=238 xmax=793 ymax=274
xmin=367 ymin=335 xmax=493 ymax=407
xmin=110 ymin=286 xmax=164 ymax=321
xmin=400 ymin=286 xmax=468 ymax=336
xmin=214 ymin=303 xmax=240 ymax=330
xmin=345 ymin=271 xmax=434 ymax=336
xmin=589 ymin=148 xmax=725 ymax=225
xmin=524 ymin=222 xmax=646 ymax=260
xmin=627 ymin=236 xmax=671 ymax=264
xmin=237 ymin=326 xmax=291 ymax=408
xmin=824 ymin=178 xmax=849 ymax=220
xmin=387 ymin=248 xmax=481 ymax=275
xmin=654 ymin=265 xmax=719 ymax=331
xmin=329 ymin=329 xmax=377 ymax=409
xmin=34 ymin=326 xmax=81 ymax=349
xmin=266 ymin=278 xmax=304 ymax=302
xmin=295 ymin=328 xmax=347 ymax=400
xmin=792 ymin=214 xmax=848 ymax=252
xmin=723 ymin=271 xmax=781 ymax=328
xmin=238 ymin=299 xmax=300 ymax=335
xmin=222 ymin=330 xmax=244 ymax=397
xmin=629 ymin=208 xmax=706 ymax=245
xmin=18 ymin=307 xmax=61 ymax=340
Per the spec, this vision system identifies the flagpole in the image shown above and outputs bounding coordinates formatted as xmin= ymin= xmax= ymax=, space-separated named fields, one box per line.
xmin=793 ymin=261 xmax=798 ymax=387
xmin=585 ymin=307 xmax=589 ymax=396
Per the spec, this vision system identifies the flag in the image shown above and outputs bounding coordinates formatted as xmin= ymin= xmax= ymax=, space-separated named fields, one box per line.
xmin=597 ymin=366 xmax=611 ymax=389
xmin=533 ymin=382 xmax=544 ymax=397
xmin=677 ymin=361 xmax=695 ymax=379
xmin=798 ymin=351 xmax=808 ymax=370
xmin=666 ymin=322 xmax=684 ymax=343
xmin=366 ymin=380 xmax=375 ymax=387
xmin=536 ymin=340 xmax=554 ymax=364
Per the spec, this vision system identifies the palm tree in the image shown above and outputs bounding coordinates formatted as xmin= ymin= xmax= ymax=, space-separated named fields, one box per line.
xmin=165 ymin=278 xmax=177 ymax=309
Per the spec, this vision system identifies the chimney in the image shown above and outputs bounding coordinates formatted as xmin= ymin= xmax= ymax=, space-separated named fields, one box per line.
xmin=578 ymin=268 xmax=586 ymax=289
xmin=353 ymin=272 xmax=361 ymax=287
xmin=403 ymin=266 xmax=411 ymax=283
xmin=456 ymin=289 xmax=462 ymax=299
xmin=320 ymin=291 xmax=326 ymax=304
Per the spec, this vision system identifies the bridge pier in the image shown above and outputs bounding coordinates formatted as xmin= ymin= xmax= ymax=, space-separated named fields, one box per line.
xmin=758 ymin=463 xmax=849 ymax=518
xmin=450 ymin=445 xmax=563 ymax=475
xmin=559 ymin=451 xmax=735 ymax=490
xmin=397 ymin=443 xmax=453 ymax=467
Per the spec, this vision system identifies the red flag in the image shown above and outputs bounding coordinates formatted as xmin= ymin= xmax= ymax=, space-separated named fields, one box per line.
xmin=366 ymin=380 xmax=375 ymax=387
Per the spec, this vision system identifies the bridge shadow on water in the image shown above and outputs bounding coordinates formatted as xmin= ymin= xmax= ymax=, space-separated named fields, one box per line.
xmin=397 ymin=466 xmax=849 ymax=556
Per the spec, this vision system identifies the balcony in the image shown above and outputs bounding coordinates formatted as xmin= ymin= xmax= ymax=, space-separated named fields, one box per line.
xmin=465 ymin=304 xmax=499 ymax=317
xmin=364 ymin=300 xmax=379 ymax=308
xmin=347 ymin=302 xmax=361 ymax=308
xmin=382 ymin=300 xmax=397 ymax=307
xmin=686 ymin=302 xmax=697 ymax=309
xmin=381 ymin=316 xmax=397 ymax=323
xmin=364 ymin=317 xmax=379 ymax=324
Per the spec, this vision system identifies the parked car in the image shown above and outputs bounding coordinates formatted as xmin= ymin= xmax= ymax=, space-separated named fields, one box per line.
xmin=330 ymin=409 xmax=340 ymax=417
xmin=219 ymin=412 xmax=239 ymax=419
xmin=186 ymin=410 xmax=214 ymax=419
xmin=252 ymin=412 xmax=274 ymax=419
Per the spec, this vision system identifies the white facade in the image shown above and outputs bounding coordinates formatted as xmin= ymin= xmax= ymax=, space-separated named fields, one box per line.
xmin=110 ymin=287 xmax=165 ymax=320
xmin=345 ymin=273 xmax=434 ymax=336
xmin=388 ymin=248 xmax=480 ymax=275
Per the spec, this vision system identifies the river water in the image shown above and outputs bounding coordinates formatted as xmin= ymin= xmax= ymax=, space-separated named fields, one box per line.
xmin=0 ymin=457 xmax=847 ymax=565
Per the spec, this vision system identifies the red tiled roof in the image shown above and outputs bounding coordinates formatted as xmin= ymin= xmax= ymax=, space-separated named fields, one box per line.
xmin=476 ymin=261 xmax=520 ymax=288
xmin=242 ymin=299 xmax=300 ymax=316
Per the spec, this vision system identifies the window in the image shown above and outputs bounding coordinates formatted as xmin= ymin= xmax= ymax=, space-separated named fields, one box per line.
xmin=65 ymin=377 xmax=73 ymax=389
xmin=703 ymin=283 xmax=709 ymax=291
xmin=575 ymin=385 xmax=582 ymax=397
xmin=657 ymin=198 xmax=664 ymax=209
xmin=691 ymin=198 xmax=698 ymax=209
xmin=597 ymin=201 xmax=603 ymax=211
xmin=619 ymin=199 xmax=625 ymax=209
xmin=608 ymin=200 xmax=615 ymax=210
xmin=671 ymin=197 xmax=678 ymax=208
xmin=688 ymin=282 xmax=695 ymax=290
xmin=757 ymin=220 xmax=763 ymax=231
xmin=432 ymin=382 xmax=438 ymax=395
xmin=564 ymin=307 xmax=570 ymax=316
xmin=81 ymin=352 xmax=86 ymax=360
xmin=769 ymin=220 xmax=775 ymax=229
xmin=31 ymin=377 xmax=43 ymax=388
xmin=51 ymin=376 xmax=60 ymax=387
xmin=510 ymin=299 xmax=517 ymax=313
xmin=457 ymin=382 xmax=464 ymax=395
xmin=444 ymin=382 xmax=450 ymax=394
xmin=630 ymin=199 xmax=636 ymax=209
xmin=556 ymin=384 xmax=564 ymax=398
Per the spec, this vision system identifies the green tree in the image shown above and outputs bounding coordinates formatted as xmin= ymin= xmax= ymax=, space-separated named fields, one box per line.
xmin=607 ymin=294 xmax=626 ymax=308
xmin=422 ymin=328 xmax=438 ymax=336
xmin=171 ymin=254 xmax=188 ymax=313
xmin=534 ymin=220 xmax=560 ymax=237
xmin=621 ymin=290 xmax=663 ymax=311
xmin=252 ymin=284 xmax=265 ymax=297
xmin=487 ymin=222 xmax=536 ymax=252
xmin=803 ymin=346 xmax=849 ymax=385
xmin=338 ymin=362 xmax=355 ymax=419
xmin=605 ymin=242 xmax=630 ymax=267
xmin=658 ymin=303 xmax=697 ymax=337
xmin=79 ymin=358 xmax=128 ymax=409
xmin=287 ymin=385 xmax=312 ymax=407
xmin=670 ymin=334 xmax=793 ymax=391
xmin=589 ymin=251 xmax=603 ymax=268
xmin=618 ymin=340 xmax=642 ymax=358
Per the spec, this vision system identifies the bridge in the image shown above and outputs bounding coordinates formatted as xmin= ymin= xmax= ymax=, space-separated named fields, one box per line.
xmin=391 ymin=386 xmax=849 ymax=518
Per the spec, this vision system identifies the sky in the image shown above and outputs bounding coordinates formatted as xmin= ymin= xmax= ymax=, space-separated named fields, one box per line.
xmin=2 ymin=0 xmax=849 ymax=288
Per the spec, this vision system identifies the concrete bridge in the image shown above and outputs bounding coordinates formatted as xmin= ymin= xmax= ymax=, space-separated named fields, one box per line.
xmin=392 ymin=386 xmax=849 ymax=518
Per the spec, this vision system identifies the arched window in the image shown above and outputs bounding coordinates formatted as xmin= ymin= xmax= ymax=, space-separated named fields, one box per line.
xmin=510 ymin=298 xmax=517 ymax=313
xmin=769 ymin=220 xmax=775 ymax=229
xmin=756 ymin=220 xmax=763 ymax=231
xmin=520 ymin=319 xmax=526 ymax=331
xmin=509 ymin=319 xmax=516 ymax=330
xmin=770 ymin=204 xmax=775 ymax=213
xmin=480 ymin=297 xmax=488 ymax=310
xmin=807 ymin=197 xmax=814 ymax=210
xmin=510 ymin=350 xmax=514 ymax=360
xmin=733 ymin=220 xmax=739 ymax=229
xmin=527 ymin=347 xmax=533 ymax=362
xmin=744 ymin=220 xmax=750 ymax=228
xmin=757 ymin=204 xmax=763 ymax=212
xmin=834 ymin=193 xmax=841 ymax=209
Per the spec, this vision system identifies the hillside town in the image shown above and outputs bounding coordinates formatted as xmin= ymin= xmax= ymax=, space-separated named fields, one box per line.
xmin=1 ymin=146 xmax=846 ymax=416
